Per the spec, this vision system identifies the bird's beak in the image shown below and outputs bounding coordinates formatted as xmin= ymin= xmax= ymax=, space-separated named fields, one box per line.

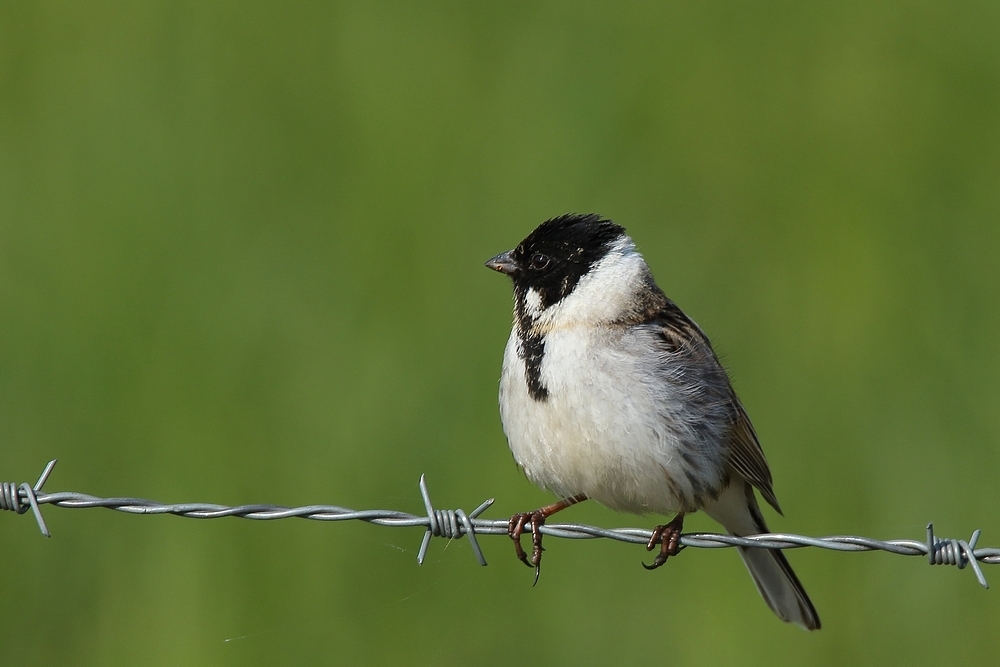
xmin=485 ymin=250 xmax=518 ymax=275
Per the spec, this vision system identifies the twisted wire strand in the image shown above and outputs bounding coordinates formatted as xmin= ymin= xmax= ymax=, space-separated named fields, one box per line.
xmin=4 ymin=460 xmax=998 ymax=587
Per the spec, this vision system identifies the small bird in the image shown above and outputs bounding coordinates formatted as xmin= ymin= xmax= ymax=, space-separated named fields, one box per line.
xmin=486 ymin=214 xmax=820 ymax=630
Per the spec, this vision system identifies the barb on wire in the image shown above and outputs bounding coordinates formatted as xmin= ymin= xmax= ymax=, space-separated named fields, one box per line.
xmin=4 ymin=460 xmax=998 ymax=587
xmin=1 ymin=458 xmax=57 ymax=537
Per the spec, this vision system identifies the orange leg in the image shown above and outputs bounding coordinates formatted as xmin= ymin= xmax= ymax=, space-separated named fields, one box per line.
xmin=508 ymin=494 xmax=587 ymax=584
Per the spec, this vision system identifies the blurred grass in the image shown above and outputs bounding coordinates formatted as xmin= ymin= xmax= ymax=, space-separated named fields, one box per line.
xmin=2 ymin=1 xmax=999 ymax=665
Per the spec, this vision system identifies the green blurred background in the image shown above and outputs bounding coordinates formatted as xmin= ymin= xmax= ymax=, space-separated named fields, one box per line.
xmin=2 ymin=1 xmax=998 ymax=664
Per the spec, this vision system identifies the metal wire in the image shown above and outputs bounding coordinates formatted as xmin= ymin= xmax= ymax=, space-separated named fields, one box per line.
xmin=4 ymin=459 xmax=998 ymax=588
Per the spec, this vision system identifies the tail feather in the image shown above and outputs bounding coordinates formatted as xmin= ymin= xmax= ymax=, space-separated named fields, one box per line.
xmin=703 ymin=479 xmax=821 ymax=630
xmin=737 ymin=530 xmax=821 ymax=630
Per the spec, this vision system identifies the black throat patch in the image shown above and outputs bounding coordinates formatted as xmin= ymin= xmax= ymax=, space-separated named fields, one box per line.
xmin=519 ymin=329 xmax=548 ymax=401
xmin=513 ymin=288 xmax=549 ymax=401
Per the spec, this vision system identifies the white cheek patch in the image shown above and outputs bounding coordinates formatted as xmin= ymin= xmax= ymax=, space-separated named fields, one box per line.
xmin=524 ymin=287 xmax=544 ymax=318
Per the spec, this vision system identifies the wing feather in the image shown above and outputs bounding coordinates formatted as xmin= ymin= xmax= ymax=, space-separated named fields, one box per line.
xmin=632 ymin=286 xmax=782 ymax=514
xmin=728 ymin=402 xmax=781 ymax=514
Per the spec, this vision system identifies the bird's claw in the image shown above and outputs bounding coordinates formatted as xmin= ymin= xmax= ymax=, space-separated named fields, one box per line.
xmin=642 ymin=514 xmax=685 ymax=570
xmin=508 ymin=510 xmax=546 ymax=584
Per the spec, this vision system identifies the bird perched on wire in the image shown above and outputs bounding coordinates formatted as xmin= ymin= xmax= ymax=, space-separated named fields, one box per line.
xmin=486 ymin=213 xmax=820 ymax=630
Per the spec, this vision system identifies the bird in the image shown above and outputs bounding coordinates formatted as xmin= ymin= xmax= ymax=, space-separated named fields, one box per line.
xmin=485 ymin=213 xmax=820 ymax=630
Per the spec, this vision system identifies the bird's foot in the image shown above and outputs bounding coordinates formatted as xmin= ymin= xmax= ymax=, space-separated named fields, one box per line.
xmin=507 ymin=494 xmax=587 ymax=584
xmin=643 ymin=513 xmax=685 ymax=570
xmin=508 ymin=510 xmax=546 ymax=585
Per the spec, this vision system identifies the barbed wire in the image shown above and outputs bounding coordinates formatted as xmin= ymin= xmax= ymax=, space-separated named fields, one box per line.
xmin=3 ymin=459 xmax=997 ymax=588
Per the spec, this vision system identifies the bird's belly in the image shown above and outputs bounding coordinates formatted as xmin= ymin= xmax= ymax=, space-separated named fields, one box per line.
xmin=499 ymin=328 xmax=726 ymax=515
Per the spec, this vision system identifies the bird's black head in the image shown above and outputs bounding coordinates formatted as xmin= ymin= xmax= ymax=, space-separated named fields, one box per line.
xmin=486 ymin=214 xmax=626 ymax=310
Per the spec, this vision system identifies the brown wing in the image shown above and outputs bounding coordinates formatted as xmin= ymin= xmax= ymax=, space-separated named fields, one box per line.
xmin=631 ymin=281 xmax=782 ymax=514
xmin=728 ymin=401 xmax=781 ymax=514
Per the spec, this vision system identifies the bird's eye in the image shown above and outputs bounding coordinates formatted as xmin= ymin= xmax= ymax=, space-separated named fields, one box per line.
xmin=530 ymin=253 xmax=550 ymax=270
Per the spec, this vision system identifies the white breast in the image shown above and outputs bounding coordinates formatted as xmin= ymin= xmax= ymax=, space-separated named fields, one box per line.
xmin=499 ymin=324 xmax=728 ymax=516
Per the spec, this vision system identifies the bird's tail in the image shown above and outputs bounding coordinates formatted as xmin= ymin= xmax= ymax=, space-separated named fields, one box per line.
xmin=703 ymin=479 xmax=821 ymax=630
